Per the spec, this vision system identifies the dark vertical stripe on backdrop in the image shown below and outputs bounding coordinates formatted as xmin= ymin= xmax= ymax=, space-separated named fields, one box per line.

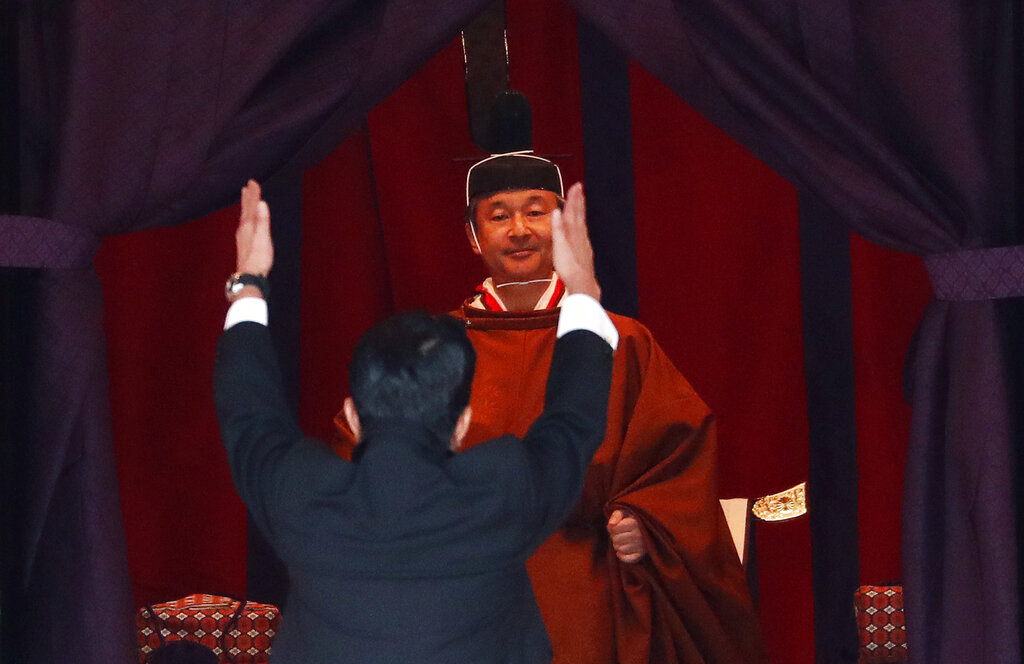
xmin=1 ymin=2 xmax=22 ymax=658
xmin=1 ymin=269 xmax=39 ymax=664
xmin=576 ymin=16 xmax=638 ymax=318
xmin=792 ymin=7 xmax=862 ymax=660
xmin=799 ymin=194 xmax=860 ymax=663
xmin=245 ymin=174 xmax=303 ymax=609
xmin=0 ymin=0 xmax=17 ymax=212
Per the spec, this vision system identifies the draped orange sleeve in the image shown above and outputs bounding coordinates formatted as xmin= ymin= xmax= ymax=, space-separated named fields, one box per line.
xmin=335 ymin=304 xmax=765 ymax=663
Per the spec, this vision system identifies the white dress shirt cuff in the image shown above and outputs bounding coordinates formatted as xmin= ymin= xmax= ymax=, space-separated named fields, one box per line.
xmin=224 ymin=297 xmax=268 ymax=330
xmin=556 ymin=293 xmax=618 ymax=350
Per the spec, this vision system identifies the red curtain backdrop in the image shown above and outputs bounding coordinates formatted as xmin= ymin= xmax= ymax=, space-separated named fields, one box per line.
xmin=628 ymin=64 xmax=813 ymax=661
xmin=95 ymin=0 xmax=932 ymax=659
xmin=97 ymin=210 xmax=250 ymax=603
xmin=849 ymin=236 xmax=930 ymax=584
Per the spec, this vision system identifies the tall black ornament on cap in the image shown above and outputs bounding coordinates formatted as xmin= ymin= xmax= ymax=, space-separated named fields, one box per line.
xmin=464 ymin=92 xmax=563 ymax=203
xmin=461 ymin=7 xmax=562 ymax=202
xmin=461 ymin=1 xmax=510 ymax=153
xmin=484 ymin=89 xmax=532 ymax=154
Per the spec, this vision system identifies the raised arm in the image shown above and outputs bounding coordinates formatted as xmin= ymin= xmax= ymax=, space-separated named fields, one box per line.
xmin=232 ymin=180 xmax=273 ymax=295
xmin=518 ymin=182 xmax=617 ymax=541
xmin=214 ymin=181 xmax=335 ymax=535
xmin=556 ymin=183 xmax=647 ymax=563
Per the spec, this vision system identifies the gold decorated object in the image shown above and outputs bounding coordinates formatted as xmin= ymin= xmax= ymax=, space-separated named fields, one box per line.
xmin=751 ymin=482 xmax=807 ymax=521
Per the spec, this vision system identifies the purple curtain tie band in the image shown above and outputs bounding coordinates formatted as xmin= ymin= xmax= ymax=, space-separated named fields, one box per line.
xmin=923 ymin=245 xmax=1024 ymax=301
xmin=0 ymin=215 xmax=101 ymax=270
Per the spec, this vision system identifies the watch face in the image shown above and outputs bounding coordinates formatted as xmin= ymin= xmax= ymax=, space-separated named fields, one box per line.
xmin=225 ymin=274 xmax=245 ymax=298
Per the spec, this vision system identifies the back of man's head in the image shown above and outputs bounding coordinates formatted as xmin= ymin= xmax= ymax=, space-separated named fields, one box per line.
xmin=349 ymin=312 xmax=476 ymax=444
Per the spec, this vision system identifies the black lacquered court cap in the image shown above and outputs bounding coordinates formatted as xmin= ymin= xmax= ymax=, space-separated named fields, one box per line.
xmin=465 ymin=90 xmax=563 ymax=203
xmin=466 ymin=152 xmax=563 ymax=203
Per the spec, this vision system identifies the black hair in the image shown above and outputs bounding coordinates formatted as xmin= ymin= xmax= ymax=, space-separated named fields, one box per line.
xmin=348 ymin=311 xmax=476 ymax=445
xmin=465 ymin=196 xmax=486 ymax=226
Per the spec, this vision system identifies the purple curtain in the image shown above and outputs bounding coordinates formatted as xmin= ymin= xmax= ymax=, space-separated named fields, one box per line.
xmin=1 ymin=2 xmax=489 ymax=661
xmin=3 ymin=1 xmax=1020 ymax=662
xmin=569 ymin=0 xmax=1022 ymax=661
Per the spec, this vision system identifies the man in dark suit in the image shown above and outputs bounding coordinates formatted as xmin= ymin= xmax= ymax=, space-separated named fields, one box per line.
xmin=214 ymin=180 xmax=617 ymax=663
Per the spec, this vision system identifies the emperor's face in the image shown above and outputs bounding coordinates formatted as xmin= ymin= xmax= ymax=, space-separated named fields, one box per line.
xmin=465 ymin=189 xmax=559 ymax=284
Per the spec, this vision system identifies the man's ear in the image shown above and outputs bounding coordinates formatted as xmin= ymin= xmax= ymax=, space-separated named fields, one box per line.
xmin=450 ymin=406 xmax=473 ymax=452
xmin=465 ymin=223 xmax=482 ymax=255
xmin=343 ymin=397 xmax=362 ymax=443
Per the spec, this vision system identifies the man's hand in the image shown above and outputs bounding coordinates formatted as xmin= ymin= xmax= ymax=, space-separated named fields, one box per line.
xmin=551 ymin=182 xmax=600 ymax=301
xmin=607 ymin=509 xmax=647 ymax=564
xmin=236 ymin=179 xmax=274 ymax=276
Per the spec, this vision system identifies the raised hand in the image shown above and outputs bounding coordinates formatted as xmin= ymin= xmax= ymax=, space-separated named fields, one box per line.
xmin=236 ymin=179 xmax=274 ymax=276
xmin=607 ymin=509 xmax=647 ymax=564
xmin=551 ymin=182 xmax=600 ymax=301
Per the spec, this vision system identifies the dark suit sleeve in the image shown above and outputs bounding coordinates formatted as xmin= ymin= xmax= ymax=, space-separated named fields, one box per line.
xmin=518 ymin=329 xmax=613 ymax=545
xmin=213 ymin=321 xmax=342 ymax=538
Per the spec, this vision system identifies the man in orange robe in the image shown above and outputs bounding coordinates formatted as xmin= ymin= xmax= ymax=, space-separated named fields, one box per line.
xmin=337 ymin=156 xmax=764 ymax=662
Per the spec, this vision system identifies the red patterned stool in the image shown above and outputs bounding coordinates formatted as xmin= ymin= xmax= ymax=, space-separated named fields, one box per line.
xmin=854 ymin=585 xmax=907 ymax=662
xmin=137 ymin=594 xmax=282 ymax=663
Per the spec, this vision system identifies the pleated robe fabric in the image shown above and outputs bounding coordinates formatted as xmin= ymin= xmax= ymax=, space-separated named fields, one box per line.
xmin=335 ymin=304 xmax=765 ymax=663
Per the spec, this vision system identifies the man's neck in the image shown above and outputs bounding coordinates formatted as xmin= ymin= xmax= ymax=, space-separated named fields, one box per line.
xmin=493 ymin=279 xmax=552 ymax=312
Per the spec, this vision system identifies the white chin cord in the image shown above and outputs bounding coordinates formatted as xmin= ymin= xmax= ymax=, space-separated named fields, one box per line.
xmin=495 ymin=278 xmax=552 ymax=288
xmin=469 ymin=223 xmax=482 ymax=253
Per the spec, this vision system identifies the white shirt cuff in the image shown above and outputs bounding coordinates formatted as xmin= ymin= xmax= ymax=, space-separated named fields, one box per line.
xmin=224 ymin=297 xmax=268 ymax=330
xmin=556 ymin=293 xmax=618 ymax=350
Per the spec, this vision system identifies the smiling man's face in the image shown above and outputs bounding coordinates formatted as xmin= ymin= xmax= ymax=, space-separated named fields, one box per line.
xmin=465 ymin=189 xmax=559 ymax=284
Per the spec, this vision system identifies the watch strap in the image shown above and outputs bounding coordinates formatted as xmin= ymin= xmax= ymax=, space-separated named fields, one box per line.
xmin=226 ymin=272 xmax=270 ymax=300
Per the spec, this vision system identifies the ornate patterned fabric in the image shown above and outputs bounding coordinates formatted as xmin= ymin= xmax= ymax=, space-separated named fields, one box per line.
xmin=923 ymin=245 xmax=1024 ymax=301
xmin=136 ymin=595 xmax=281 ymax=663
xmin=854 ymin=586 xmax=908 ymax=662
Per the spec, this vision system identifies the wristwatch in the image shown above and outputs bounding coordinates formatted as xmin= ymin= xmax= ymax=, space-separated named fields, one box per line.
xmin=225 ymin=272 xmax=270 ymax=301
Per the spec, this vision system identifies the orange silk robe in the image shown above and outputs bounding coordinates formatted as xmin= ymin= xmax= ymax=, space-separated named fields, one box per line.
xmin=335 ymin=305 xmax=765 ymax=663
